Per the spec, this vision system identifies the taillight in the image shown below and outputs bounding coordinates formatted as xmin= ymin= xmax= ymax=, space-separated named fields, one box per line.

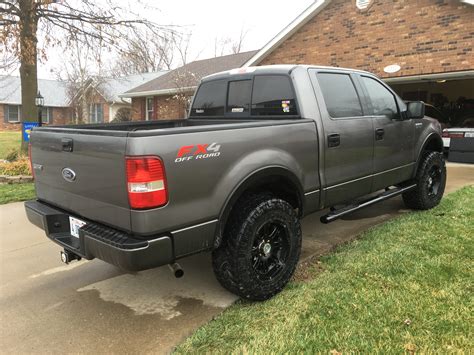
xmin=28 ymin=143 xmax=35 ymax=178
xmin=442 ymin=130 xmax=465 ymax=139
xmin=126 ymin=156 xmax=167 ymax=209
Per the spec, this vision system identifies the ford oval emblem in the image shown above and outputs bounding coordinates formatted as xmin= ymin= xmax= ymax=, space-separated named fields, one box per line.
xmin=61 ymin=168 xmax=76 ymax=182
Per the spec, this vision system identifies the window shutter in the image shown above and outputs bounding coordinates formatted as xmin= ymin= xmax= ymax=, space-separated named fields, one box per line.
xmin=48 ymin=107 xmax=53 ymax=124
xmin=3 ymin=105 xmax=8 ymax=123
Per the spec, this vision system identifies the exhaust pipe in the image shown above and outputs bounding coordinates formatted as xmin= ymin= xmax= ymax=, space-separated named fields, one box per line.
xmin=60 ymin=249 xmax=81 ymax=264
xmin=168 ymin=263 xmax=184 ymax=278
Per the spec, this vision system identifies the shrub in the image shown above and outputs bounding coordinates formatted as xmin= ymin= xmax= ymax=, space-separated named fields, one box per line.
xmin=5 ymin=148 xmax=20 ymax=162
xmin=0 ymin=157 xmax=31 ymax=176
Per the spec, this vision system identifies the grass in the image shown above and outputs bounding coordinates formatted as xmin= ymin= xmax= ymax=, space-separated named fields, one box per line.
xmin=176 ymin=186 xmax=474 ymax=353
xmin=0 ymin=183 xmax=35 ymax=204
xmin=0 ymin=131 xmax=22 ymax=159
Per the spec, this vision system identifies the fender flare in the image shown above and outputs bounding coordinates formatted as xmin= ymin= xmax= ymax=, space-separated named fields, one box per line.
xmin=213 ymin=166 xmax=304 ymax=248
xmin=414 ymin=132 xmax=443 ymax=176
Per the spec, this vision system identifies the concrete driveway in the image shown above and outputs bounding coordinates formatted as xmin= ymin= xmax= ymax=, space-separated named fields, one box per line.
xmin=1 ymin=163 xmax=472 ymax=354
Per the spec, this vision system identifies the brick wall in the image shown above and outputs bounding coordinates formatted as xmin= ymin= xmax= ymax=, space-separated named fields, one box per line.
xmin=131 ymin=97 xmax=145 ymax=121
xmin=260 ymin=0 xmax=473 ymax=78
xmin=0 ymin=104 xmax=72 ymax=131
xmin=155 ymin=95 xmax=187 ymax=119
xmin=0 ymin=104 xmax=21 ymax=131
xmin=131 ymin=94 xmax=190 ymax=121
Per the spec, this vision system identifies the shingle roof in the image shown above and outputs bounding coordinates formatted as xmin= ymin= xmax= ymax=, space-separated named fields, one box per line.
xmin=97 ymin=71 xmax=166 ymax=103
xmin=122 ymin=50 xmax=258 ymax=97
xmin=0 ymin=76 xmax=69 ymax=107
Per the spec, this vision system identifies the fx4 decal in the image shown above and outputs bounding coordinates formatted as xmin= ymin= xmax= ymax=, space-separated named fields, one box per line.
xmin=175 ymin=143 xmax=221 ymax=162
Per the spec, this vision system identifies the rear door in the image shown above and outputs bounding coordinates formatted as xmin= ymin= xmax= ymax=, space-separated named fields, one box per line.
xmin=30 ymin=129 xmax=131 ymax=231
xmin=310 ymin=70 xmax=374 ymax=206
xmin=357 ymin=75 xmax=415 ymax=191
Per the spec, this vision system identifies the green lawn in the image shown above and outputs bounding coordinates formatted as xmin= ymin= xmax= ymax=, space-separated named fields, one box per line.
xmin=0 ymin=183 xmax=35 ymax=204
xmin=176 ymin=186 xmax=474 ymax=353
xmin=0 ymin=131 xmax=22 ymax=159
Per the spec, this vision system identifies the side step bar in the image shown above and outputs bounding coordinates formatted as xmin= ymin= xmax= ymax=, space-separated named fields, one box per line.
xmin=320 ymin=183 xmax=417 ymax=224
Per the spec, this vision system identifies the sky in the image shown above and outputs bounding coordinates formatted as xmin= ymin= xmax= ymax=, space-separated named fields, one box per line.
xmin=33 ymin=0 xmax=315 ymax=79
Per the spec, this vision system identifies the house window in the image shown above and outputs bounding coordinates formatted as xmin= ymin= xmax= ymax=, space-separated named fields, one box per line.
xmin=146 ymin=97 xmax=154 ymax=120
xmin=40 ymin=107 xmax=50 ymax=124
xmin=89 ymin=104 xmax=104 ymax=123
xmin=356 ymin=0 xmax=372 ymax=10
xmin=7 ymin=105 xmax=20 ymax=123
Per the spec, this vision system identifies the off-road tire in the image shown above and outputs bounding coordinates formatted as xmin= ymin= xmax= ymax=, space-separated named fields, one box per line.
xmin=212 ymin=194 xmax=302 ymax=301
xmin=402 ymin=151 xmax=446 ymax=210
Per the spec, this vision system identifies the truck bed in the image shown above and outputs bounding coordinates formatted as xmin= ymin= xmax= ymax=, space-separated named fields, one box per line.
xmin=37 ymin=118 xmax=303 ymax=136
xmin=30 ymin=117 xmax=310 ymax=234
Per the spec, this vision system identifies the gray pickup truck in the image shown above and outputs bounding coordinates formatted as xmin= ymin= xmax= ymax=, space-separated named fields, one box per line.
xmin=25 ymin=65 xmax=446 ymax=300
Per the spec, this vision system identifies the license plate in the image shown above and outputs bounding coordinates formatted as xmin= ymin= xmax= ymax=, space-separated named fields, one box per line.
xmin=69 ymin=216 xmax=86 ymax=238
xmin=465 ymin=132 xmax=474 ymax=138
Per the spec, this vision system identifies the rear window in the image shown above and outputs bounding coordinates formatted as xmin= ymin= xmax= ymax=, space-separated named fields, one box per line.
xmin=317 ymin=73 xmax=363 ymax=118
xmin=227 ymin=80 xmax=251 ymax=113
xmin=251 ymin=76 xmax=297 ymax=116
xmin=190 ymin=80 xmax=226 ymax=116
xmin=190 ymin=75 xmax=298 ymax=118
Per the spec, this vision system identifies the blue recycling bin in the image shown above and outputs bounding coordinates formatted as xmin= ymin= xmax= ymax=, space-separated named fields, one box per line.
xmin=22 ymin=122 xmax=39 ymax=143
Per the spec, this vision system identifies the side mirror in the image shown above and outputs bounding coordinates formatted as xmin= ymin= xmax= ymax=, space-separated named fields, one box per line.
xmin=407 ymin=101 xmax=425 ymax=119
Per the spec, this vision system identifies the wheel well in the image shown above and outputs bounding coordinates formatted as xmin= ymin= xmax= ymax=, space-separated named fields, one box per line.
xmin=423 ymin=135 xmax=443 ymax=154
xmin=214 ymin=171 xmax=303 ymax=248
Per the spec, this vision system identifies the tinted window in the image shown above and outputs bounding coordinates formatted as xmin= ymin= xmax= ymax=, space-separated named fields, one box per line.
xmin=362 ymin=76 xmax=399 ymax=119
xmin=317 ymin=73 xmax=363 ymax=118
xmin=251 ymin=76 xmax=297 ymax=116
xmin=191 ymin=80 xmax=226 ymax=116
xmin=227 ymin=80 xmax=251 ymax=113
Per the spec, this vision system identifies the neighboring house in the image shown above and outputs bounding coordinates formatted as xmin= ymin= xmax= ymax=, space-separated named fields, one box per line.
xmin=245 ymin=0 xmax=474 ymax=126
xmin=72 ymin=72 xmax=166 ymax=124
xmin=0 ymin=76 xmax=70 ymax=131
xmin=121 ymin=51 xmax=258 ymax=121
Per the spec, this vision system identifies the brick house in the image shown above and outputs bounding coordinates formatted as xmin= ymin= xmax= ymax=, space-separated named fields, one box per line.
xmin=121 ymin=51 xmax=258 ymax=121
xmin=245 ymin=0 xmax=474 ymax=126
xmin=70 ymin=72 xmax=166 ymax=124
xmin=0 ymin=76 xmax=71 ymax=131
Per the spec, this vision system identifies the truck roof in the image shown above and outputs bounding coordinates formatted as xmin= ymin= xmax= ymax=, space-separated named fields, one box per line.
xmin=202 ymin=64 xmax=373 ymax=82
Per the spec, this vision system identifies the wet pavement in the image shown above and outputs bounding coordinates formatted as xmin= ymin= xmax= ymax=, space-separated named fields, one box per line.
xmin=0 ymin=162 xmax=472 ymax=354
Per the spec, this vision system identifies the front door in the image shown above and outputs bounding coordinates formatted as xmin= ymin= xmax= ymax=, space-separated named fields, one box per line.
xmin=310 ymin=70 xmax=374 ymax=206
xmin=358 ymin=75 xmax=416 ymax=191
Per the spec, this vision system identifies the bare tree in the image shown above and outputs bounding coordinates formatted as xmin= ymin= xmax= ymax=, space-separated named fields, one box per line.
xmin=231 ymin=27 xmax=249 ymax=54
xmin=53 ymin=37 xmax=103 ymax=125
xmin=214 ymin=26 xmax=249 ymax=57
xmin=112 ymin=28 xmax=176 ymax=76
xmin=0 ymin=0 xmax=170 ymax=150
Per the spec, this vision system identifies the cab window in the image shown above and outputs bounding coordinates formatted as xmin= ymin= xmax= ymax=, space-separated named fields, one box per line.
xmin=190 ymin=80 xmax=226 ymax=116
xmin=251 ymin=76 xmax=297 ymax=116
xmin=317 ymin=73 xmax=363 ymax=118
xmin=227 ymin=80 xmax=251 ymax=114
xmin=361 ymin=76 xmax=399 ymax=119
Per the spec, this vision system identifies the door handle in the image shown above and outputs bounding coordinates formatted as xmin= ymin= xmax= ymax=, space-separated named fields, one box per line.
xmin=375 ymin=128 xmax=384 ymax=141
xmin=328 ymin=133 xmax=340 ymax=147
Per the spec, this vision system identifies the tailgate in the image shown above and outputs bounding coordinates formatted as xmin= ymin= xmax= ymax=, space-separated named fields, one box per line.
xmin=30 ymin=129 xmax=131 ymax=231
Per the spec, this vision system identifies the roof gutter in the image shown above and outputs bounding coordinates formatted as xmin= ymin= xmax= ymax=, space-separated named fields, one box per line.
xmin=383 ymin=70 xmax=474 ymax=84
xmin=119 ymin=86 xmax=196 ymax=98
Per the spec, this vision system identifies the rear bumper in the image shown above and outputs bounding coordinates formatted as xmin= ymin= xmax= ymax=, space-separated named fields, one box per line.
xmin=25 ymin=200 xmax=174 ymax=271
